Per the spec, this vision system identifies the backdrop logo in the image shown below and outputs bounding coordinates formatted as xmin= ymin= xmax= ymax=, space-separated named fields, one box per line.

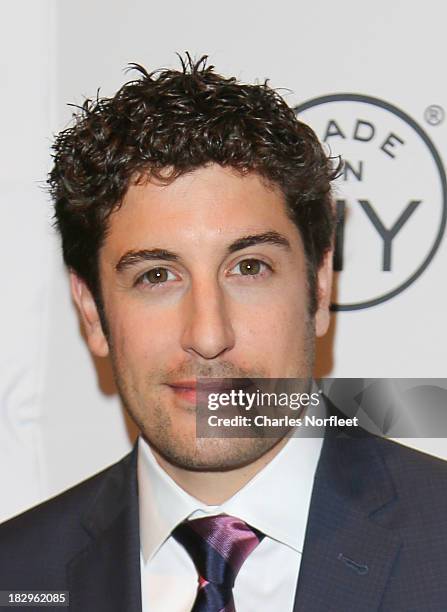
xmin=295 ymin=94 xmax=447 ymax=311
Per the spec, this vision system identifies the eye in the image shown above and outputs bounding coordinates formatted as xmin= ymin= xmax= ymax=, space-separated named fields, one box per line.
xmin=230 ymin=258 xmax=271 ymax=277
xmin=136 ymin=267 xmax=176 ymax=286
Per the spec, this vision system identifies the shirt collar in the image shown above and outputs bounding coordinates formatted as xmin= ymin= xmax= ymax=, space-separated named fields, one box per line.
xmin=138 ymin=431 xmax=322 ymax=563
xmin=137 ymin=436 xmax=204 ymax=563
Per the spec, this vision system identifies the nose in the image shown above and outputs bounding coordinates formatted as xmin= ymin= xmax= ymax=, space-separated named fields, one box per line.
xmin=181 ymin=279 xmax=235 ymax=360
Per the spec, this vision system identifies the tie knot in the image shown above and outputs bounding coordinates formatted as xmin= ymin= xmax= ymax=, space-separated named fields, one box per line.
xmin=172 ymin=514 xmax=264 ymax=587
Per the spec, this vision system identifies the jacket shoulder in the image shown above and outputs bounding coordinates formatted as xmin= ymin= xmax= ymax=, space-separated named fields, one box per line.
xmin=0 ymin=450 xmax=134 ymax=586
xmin=370 ymin=436 xmax=447 ymax=533
xmin=376 ymin=436 xmax=447 ymax=486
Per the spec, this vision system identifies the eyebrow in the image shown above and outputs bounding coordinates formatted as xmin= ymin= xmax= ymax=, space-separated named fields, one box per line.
xmin=115 ymin=249 xmax=180 ymax=272
xmin=115 ymin=231 xmax=291 ymax=273
xmin=226 ymin=231 xmax=291 ymax=254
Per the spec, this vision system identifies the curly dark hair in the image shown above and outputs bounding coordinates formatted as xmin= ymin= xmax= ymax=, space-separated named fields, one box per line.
xmin=49 ymin=55 xmax=339 ymax=320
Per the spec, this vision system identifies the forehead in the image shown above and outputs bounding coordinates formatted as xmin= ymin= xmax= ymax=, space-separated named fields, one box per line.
xmin=103 ymin=164 xmax=302 ymax=254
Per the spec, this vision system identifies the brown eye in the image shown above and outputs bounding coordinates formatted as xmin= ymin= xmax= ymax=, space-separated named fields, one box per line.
xmin=135 ymin=267 xmax=177 ymax=289
xmin=146 ymin=268 xmax=169 ymax=283
xmin=239 ymin=259 xmax=262 ymax=275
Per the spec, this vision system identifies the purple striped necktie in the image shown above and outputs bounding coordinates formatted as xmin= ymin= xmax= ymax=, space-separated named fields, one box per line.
xmin=172 ymin=513 xmax=264 ymax=612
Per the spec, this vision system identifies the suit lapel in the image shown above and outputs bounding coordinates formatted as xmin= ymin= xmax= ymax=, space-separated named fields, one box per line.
xmin=293 ymin=429 xmax=402 ymax=612
xmin=67 ymin=445 xmax=142 ymax=612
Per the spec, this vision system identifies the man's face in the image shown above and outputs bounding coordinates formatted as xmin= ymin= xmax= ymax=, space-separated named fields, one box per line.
xmin=72 ymin=164 xmax=332 ymax=470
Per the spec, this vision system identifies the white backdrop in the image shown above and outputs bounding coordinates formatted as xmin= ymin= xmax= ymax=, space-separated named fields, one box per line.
xmin=1 ymin=0 xmax=446 ymax=522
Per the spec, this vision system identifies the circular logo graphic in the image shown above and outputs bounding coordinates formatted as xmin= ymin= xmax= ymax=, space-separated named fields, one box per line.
xmin=295 ymin=94 xmax=446 ymax=311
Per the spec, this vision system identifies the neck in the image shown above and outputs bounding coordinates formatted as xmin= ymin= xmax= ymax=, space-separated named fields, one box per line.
xmin=150 ymin=437 xmax=290 ymax=505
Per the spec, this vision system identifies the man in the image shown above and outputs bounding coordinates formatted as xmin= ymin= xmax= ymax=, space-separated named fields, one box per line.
xmin=1 ymin=56 xmax=447 ymax=612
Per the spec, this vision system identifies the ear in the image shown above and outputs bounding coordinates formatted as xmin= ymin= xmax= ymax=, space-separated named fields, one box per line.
xmin=69 ymin=272 xmax=109 ymax=357
xmin=314 ymin=249 xmax=333 ymax=338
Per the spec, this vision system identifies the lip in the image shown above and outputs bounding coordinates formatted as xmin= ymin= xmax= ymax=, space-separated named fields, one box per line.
xmin=167 ymin=381 xmax=198 ymax=405
xmin=166 ymin=378 xmax=257 ymax=406
xmin=168 ymin=380 xmax=197 ymax=390
xmin=168 ymin=378 xmax=256 ymax=390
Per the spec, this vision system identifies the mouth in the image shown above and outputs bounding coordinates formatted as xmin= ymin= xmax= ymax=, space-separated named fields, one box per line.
xmin=166 ymin=378 xmax=256 ymax=404
xmin=166 ymin=380 xmax=198 ymax=404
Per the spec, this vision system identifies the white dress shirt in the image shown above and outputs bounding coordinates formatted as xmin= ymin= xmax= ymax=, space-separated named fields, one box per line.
xmin=138 ymin=430 xmax=323 ymax=612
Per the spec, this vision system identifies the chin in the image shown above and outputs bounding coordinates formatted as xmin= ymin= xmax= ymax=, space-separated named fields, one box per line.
xmin=152 ymin=435 xmax=280 ymax=472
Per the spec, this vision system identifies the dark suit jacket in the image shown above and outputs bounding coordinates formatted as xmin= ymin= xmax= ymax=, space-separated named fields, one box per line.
xmin=1 ymin=428 xmax=447 ymax=611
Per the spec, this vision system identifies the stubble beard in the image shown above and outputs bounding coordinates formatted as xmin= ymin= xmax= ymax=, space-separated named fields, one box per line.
xmin=108 ymin=317 xmax=315 ymax=473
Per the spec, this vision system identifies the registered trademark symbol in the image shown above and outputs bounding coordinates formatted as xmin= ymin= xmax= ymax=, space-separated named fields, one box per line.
xmin=424 ymin=104 xmax=444 ymax=126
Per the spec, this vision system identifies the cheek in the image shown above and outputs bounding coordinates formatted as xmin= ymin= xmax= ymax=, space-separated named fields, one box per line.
xmin=108 ymin=300 xmax=179 ymax=368
xmin=234 ymin=295 xmax=309 ymax=360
